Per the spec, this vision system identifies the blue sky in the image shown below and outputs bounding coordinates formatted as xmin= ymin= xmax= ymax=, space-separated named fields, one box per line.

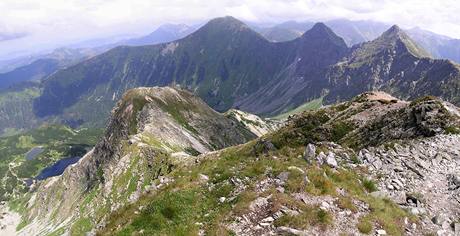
xmin=1 ymin=0 xmax=459 ymax=59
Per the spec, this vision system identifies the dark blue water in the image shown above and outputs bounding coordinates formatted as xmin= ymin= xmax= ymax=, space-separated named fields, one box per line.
xmin=25 ymin=147 xmax=44 ymax=160
xmin=35 ymin=156 xmax=81 ymax=180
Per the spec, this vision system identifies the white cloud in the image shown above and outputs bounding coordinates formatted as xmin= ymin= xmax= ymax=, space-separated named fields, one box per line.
xmin=1 ymin=0 xmax=460 ymax=59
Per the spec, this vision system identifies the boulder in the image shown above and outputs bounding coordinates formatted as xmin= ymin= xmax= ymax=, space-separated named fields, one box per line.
xmin=316 ymin=152 xmax=327 ymax=165
xmin=325 ymin=152 xmax=338 ymax=168
xmin=303 ymin=144 xmax=316 ymax=163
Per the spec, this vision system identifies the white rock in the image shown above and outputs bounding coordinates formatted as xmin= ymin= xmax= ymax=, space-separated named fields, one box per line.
xmin=199 ymin=174 xmax=209 ymax=182
xmin=219 ymin=197 xmax=226 ymax=203
xmin=376 ymin=229 xmax=387 ymax=235
xmin=325 ymin=152 xmax=338 ymax=168
xmin=316 ymin=152 xmax=326 ymax=165
xmin=262 ymin=216 xmax=274 ymax=222
xmin=320 ymin=201 xmax=330 ymax=210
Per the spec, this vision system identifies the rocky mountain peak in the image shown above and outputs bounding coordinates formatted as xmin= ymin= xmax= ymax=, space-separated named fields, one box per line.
xmin=299 ymin=22 xmax=347 ymax=48
xmin=376 ymin=24 xmax=431 ymax=58
xmin=197 ymin=16 xmax=251 ymax=34
xmin=382 ymin=24 xmax=402 ymax=36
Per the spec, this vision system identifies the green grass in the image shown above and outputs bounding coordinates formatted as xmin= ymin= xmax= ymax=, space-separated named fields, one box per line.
xmin=331 ymin=121 xmax=355 ymax=142
xmin=272 ymin=97 xmax=324 ymax=120
xmin=357 ymin=216 xmax=373 ymax=234
xmin=70 ymin=217 xmax=93 ymax=236
xmin=363 ymin=178 xmax=378 ymax=193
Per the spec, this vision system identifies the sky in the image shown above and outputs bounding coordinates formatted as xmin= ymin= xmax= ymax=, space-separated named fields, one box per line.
xmin=1 ymin=0 xmax=460 ymax=59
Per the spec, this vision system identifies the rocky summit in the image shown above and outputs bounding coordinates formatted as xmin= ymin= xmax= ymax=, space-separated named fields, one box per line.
xmin=9 ymin=90 xmax=460 ymax=235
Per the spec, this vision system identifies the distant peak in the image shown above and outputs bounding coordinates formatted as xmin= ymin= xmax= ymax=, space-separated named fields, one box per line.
xmin=311 ymin=22 xmax=328 ymax=30
xmin=381 ymin=25 xmax=403 ymax=37
xmin=208 ymin=16 xmax=246 ymax=26
xmin=300 ymin=22 xmax=346 ymax=45
xmin=191 ymin=16 xmax=259 ymax=39
xmin=389 ymin=24 xmax=401 ymax=32
xmin=374 ymin=24 xmax=431 ymax=58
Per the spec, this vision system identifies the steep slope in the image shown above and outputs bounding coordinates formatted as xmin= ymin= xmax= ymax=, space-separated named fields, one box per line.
xmin=0 ymin=83 xmax=42 ymax=136
xmin=16 ymin=91 xmax=460 ymax=235
xmin=235 ymin=23 xmax=349 ymax=115
xmin=18 ymin=87 xmax=263 ymax=235
xmin=325 ymin=25 xmax=460 ymax=104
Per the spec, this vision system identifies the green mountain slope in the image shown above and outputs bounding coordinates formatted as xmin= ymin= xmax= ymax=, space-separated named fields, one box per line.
xmin=32 ymin=17 xmax=347 ymax=126
xmin=0 ymin=83 xmax=42 ymax=136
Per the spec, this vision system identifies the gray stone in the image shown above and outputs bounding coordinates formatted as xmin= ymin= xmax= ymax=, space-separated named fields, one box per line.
xmin=316 ymin=152 xmax=326 ymax=165
xmin=432 ymin=214 xmax=448 ymax=226
xmin=303 ymin=144 xmax=316 ymax=162
xmin=325 ymin=152 xmax=338 ymax=168
xmin=277 ymin=172 xmax=290 ymax=182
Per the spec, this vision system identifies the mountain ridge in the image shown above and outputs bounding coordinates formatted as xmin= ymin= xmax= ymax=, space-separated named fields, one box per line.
xmin=0 ymin=16 xmax=459 ymax=136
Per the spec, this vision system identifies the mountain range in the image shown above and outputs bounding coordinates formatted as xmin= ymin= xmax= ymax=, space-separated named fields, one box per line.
xmin=10 ymin=17 xmax=454 ymax=134
xmin=257 ymin=19 xmax=460 ymax=64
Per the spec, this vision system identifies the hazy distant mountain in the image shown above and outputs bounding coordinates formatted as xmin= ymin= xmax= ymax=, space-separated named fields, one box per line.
xmin=408 ymin=27 xmax=460 ymax=63
xmin=0 ymin=24 xmax=195 ymax=92
xmin=256 ymin=19 xmax=389 ymax=46
xmin=0 ymin=59 xmax=59 ymax=90
xmin=256 ymin=21 xmax=315 ymax=42
xmin=121 ymin=23 xmax=197 ymax=46
xmin=0 ymin=47 xmax=101 ymax=73
xmin=0 ymin=47 xmax=102 ymax=90
xmin=257 ymin=19 xmax=460 ymax=63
